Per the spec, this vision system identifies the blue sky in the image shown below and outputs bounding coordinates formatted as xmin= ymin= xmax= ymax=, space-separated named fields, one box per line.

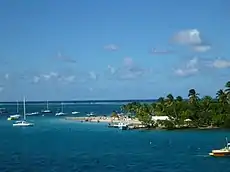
xmin=0 ymin=0 xmax=230 ymax=101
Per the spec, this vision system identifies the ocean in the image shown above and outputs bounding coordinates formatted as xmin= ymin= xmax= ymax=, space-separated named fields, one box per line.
xmin=0 ymin=102 xmax=229 ymax=172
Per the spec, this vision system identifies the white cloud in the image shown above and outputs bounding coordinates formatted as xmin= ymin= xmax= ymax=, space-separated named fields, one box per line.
xmin=175 ymin=68 xmax=198 ymax=76
xmin=173 ymin=29 xmax=202 ymax=45
xmin=56 ymin=51 xmax=76 ymax=63
xmin=64 ymin=75 xmax=75 ymax=82
xmin=33 ymin=76 xmax=40 ymax=83
xmin=173 ymin=29 xmax=211 ymax=53
xmin=192 ymin=45 xmax=211 ymax=52
xmin=108 ymin=57 xmax=146 ymax=80
xmin=175 ymin=57 xmax=199 ymax=76
xmin=119 ymin=57 xmax=145 ymax=79
xmin=89 ymin=71 xmax=97 ymax=80
xmin=107 ymin=65 xmax=116 ymax=74
xmin=42 ymin=74 xmax=51 ymax=80
xmin=123 ymin=57 xmax=133 ymax=67
xmin=186 ymin=57 xmax=198 ymax=68
xmin=104 ymin=44 xmax=119 ymax=51
xmin=150 ymin=48 xmax=174 ymax=54
xmin=57 ymin=75 xmax=76 ymax=83
xmin=50 ymin=72 xmax=58 ymax=77
xmin=41 ymin=72 xmax=59 ymax=81
xmin=208 ymin=58 xmax=230 ymax=68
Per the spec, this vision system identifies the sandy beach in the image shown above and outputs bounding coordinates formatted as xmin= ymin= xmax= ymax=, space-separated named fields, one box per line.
xmin=65 ymin=116 xmax=142 ymax=125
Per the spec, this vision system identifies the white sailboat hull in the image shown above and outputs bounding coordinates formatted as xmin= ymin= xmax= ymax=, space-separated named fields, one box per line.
xmin=12 ymin=97 xmax=34 ymax=127
xmin=55 ymin=112 xmax=65 ymax=116
xmin=72 ymin=111 xmax=80 ymax=115
xmin=42 ymin=110 xmax=52 ymax=113
xmin=13 ymin=121 xmax=34 ymax=127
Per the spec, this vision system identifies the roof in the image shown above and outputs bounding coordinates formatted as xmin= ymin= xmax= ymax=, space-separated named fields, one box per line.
xmin=151 ymin=116 xmax=170 ymax=121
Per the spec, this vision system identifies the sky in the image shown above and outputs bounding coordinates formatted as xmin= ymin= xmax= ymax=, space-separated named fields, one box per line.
xmin=0 ymin=0 xmax=230 ymax=101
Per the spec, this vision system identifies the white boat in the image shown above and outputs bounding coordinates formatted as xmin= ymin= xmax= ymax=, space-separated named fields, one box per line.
xmin=13 ymin=97 xmax=34 ymax=127
xmin=7 ymin=114 xmax=21 ymax=120
xmin=72 ymin=111 xmax=80 ymax=115
xmin=42 ymin=109 xmax=51 ymax=113
xmin=55 ymin=112 xmax=65 ymax=116
xmin=7 ymin=101 xmax=21 ymax=120
xmin=55 ymin=102 xmax=65 ymax=116
xmin=209 ymin=137 xmax=230 ymax=157
xmin=26 ymin=112 xmax=39 ymax=116
xmin=15 ymin=100 xmax=20 ymax=115
xmin=118 ymin=122 xmax=128 ymax=130
xmin=0 ymin=108 xmax=7 ymax=114
xmin=41 ymin=100 xmax=52 ymax=113
xmin=13 ymin=120 xmax=34 ymax=127
xmin=86 ymin=112 xmax=95 ymax=117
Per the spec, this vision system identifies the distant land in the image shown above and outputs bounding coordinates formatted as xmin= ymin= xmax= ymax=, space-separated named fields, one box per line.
xmin=0 ymin=99 xmax=158 ymax=104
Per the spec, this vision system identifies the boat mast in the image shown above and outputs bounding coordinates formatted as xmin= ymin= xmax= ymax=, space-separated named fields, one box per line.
xmin=23 ymin=97 xmax=26 ymax=120
xmin=16 ymin=100 xmax=19 ymax=113
xmin=61 ymin=102 xmax=64 ymax=112
xmin=46 ymin=100 xmax=49 ymax=110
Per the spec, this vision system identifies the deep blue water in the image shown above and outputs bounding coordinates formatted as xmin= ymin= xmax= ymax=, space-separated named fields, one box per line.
xmin=1 ymin=103 xmax=230 ymax=172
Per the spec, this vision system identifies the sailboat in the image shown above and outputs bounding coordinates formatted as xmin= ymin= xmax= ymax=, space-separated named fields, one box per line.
xmin=41 ymin=100 xmax=52 ymax=113
xmin=13 ymin=97 xmax=34 ymax=127
xmin=55 ymin=102 xmax=65 ymax=116
xmin=7 ymin=101 xmax=21 ymax=120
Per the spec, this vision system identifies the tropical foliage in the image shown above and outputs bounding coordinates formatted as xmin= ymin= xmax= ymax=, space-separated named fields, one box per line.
xmin=121 ymin=82 xmax=230 ymax=129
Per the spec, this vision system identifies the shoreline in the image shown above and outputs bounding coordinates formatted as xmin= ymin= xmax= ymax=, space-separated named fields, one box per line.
xmin=65 ymin=116 xmax=223 ymax=131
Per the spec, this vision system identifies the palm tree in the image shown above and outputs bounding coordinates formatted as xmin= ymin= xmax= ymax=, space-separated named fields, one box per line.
xmin=176 ymin=96 xmax=183 ymax=102
xmin=199 ymin=96 xmax=213 ymax=126
xmin=225 ymin=81 xmax=230 ymax=94
xmin=224 ymin=81 xmax=230 ymax=103
xmin=216 ymin=89 xmax=227 ymax=104
xmin=166 ymin=94 xmax=174 ymax=104
xmin=201 ymin=96 xmax=213 ymax=111
xmin=154 ymin=97 xmax=166 ymax=116
xmin=188 ymin=89 xmax=199 ymax=104
xmin=157 ymin=97 xmax=164 ymax=104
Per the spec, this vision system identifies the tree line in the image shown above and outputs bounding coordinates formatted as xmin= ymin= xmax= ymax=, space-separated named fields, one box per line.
xmin=121 ymin=81 xmax=230 ymax=129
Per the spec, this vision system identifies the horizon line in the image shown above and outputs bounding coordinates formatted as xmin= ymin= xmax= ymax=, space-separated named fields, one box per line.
xmin=0 ymin=99 xmax=157 ymax=103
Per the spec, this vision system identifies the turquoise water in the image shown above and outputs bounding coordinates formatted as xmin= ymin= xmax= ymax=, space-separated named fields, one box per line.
xmin=0 ymin=103 xmax=230 ymax=172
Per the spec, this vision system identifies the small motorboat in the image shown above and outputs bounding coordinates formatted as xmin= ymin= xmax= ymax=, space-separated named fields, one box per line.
xmin=118 ymin=122 xmax=128 ymax=130
xmin=7 ymin=114 xmax=21 ymax=120
xmin=41 ymin=109 xmax=52 ymax=113
xmin=86 ymin=112 xmax=95 ymax=117
xmin=209 ymin=137 xmax=230 ymax=157
xmin=72 ymin=111 xmax=80 ymax=115
xmin=26 ymin=112 xmax=39 ymax=116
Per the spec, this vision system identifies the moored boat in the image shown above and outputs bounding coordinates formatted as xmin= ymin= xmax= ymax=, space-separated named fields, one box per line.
xmin=209 ymin=137 xmax=230 ymax=157
xmin=41 ymin=100 xmax=52 ymax=114
xmin=7 ymin=114 xmax=21 ymax=120
xmin=55 ymin=102 xmax=65 ymax=116
xmin=118 ymin=122 xmax=128 ymax=130
xmin=72 ymin=111 xmax=80 ymax=115
xmin=13 ymin=97 xmax=34 ymax=127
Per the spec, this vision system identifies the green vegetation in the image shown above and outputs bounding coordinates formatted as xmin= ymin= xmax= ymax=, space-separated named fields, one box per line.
xmin=121 ymin=81 xmax=230 ymax=130
xmin=111 ymin=111 xmax=119 ymax=118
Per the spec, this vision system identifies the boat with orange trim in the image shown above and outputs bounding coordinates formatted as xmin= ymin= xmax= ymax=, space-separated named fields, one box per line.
xmin=209 ymin=137 xmax=230 ymax=157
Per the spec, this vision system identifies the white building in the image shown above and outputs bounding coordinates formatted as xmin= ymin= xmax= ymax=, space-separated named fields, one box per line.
xmin=151 ymin=116 xmax=170 ymax=121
